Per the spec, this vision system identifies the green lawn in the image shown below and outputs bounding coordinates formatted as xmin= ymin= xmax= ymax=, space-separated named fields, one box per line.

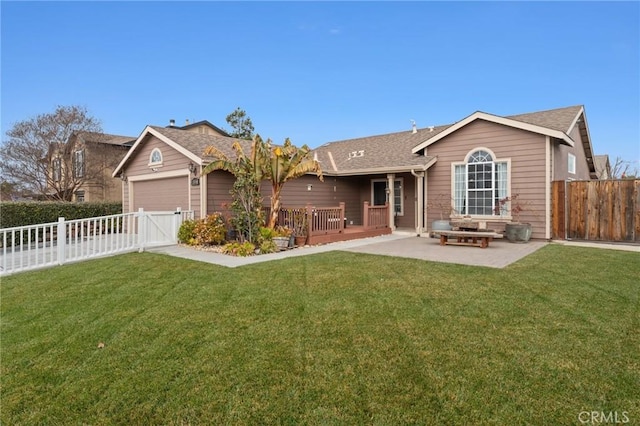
xmin=1 ymin=245 xmax=638 ymax=425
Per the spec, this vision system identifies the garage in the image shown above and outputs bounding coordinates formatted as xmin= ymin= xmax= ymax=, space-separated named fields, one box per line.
xmin=132 ymin=176 xmax=190 ymax=212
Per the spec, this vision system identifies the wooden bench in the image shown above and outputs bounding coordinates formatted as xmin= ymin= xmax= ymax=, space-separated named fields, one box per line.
xmin=438 ymin=230 xmax=503 ymax=249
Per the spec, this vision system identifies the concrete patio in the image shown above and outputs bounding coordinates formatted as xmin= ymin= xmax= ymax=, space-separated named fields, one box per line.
xmin=149 ymin=233 xmax=550 ymax=269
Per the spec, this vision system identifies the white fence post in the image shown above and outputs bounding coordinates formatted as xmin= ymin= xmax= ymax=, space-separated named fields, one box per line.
xmin=57 ymin=217 xmax=66 ymax=265
xmin=174 ymin=207 xmax=182 ymax=244
xmin=138 ymin=208 xmax=146 ymax=253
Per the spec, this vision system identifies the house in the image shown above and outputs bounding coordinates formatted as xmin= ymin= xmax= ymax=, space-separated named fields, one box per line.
xmin=48 ymin=132 xmax=135 ymax=202
xmin=113 ymin=105 xmax=597 ymax=241
xmin=593 ymin=155 xmax=611 ymax=179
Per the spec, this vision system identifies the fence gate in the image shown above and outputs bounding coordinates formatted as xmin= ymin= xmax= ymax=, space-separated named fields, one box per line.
xmin=552 ymin=180 xmax=640 ymax=242
xmin=142 ymin=211 xmax=181 ymax=247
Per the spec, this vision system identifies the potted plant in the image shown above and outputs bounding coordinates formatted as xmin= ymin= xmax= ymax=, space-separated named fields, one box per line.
xmin=427 ymin=193 xmax=457 ymax=233
xmin=272 ymin=225 xmax=293 ymax=250
xmin=495 ymin=193 xmax=532 ymax=243
xmin=292 ymin=209 xmax=308 ymax=246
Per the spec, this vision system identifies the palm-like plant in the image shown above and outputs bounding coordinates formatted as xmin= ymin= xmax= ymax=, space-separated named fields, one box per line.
xmin=264 ymin=138 xmax=323 ymax=228
xmin=202 ymin=135 xmax=323 ymax=231
xmin=202 ymin=138 xmax=268 ymax=243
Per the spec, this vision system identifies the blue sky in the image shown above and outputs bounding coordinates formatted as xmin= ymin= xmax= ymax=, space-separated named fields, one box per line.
xmin=2 ymin=1 xmax=639 ymax=163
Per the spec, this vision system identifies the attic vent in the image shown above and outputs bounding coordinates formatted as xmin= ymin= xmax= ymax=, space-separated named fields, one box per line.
xmin=347 ymin=150 xmax=365 ymax=160
xmin=428 ymin=126 xmax=435 ymax=132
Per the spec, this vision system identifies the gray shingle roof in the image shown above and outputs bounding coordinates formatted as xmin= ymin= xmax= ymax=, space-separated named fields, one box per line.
xmin=313 ymin=105 xmax=586 ymax=175
xmin=312 ymin=126 xmax=443 ymax=175
xmin=149 ymin=126 xmax=253 ymax=161
xmin=76 ymin=131 xmax=136 ymax=146
xmin=506 ymin=105 xmax=583 ymax=132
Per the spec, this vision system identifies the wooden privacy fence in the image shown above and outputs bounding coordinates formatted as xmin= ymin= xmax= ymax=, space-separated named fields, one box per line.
xmin=552 ymin=180 xmax=640 ymax=242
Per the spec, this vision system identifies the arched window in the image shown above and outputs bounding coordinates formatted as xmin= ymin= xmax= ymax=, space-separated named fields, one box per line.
xmin=149 ymin=148 xmax=163 ymax=166
xmin=453 ymin=149 xmax=508 ymax=216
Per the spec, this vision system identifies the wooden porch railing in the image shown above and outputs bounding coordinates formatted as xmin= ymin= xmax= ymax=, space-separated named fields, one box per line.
xmin=278 ymin=202 xmax=390 ymax=239
xmin=363 ymin=202 xmax=389 ymax=229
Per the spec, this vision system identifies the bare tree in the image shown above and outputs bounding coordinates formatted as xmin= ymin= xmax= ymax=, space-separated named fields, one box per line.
xmin=610 ymin=156 xmax=640 ymax=179
xmin=0 ymin=105 xmax=102 ymax=200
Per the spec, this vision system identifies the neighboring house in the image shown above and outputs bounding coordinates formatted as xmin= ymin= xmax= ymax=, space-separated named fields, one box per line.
xmin=593 ymin=154 xmax=611 ymax=179
xmin=113 ymin=105 xmax=598 ymax=240
xmin=47 ymin=132 xmax=135 ymax=202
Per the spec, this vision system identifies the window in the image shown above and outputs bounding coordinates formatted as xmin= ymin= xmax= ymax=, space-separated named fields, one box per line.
xmin=371 ymin=178 xmax=404 ymax=215
xmin=74 ymin=149 xmax=85 ymax=178
xmin=149 ymin=148 xmax=163 ymax=166
xmin=568 ymin=153 xmax=576 ymax=174
xmin=75 ymin=190 xmax=85 ymax=202
xmin=53 ymin=158 xmax=61 ymax=182
xmin=393 ymin=179 xmax=403 ymax=215
xmin=453 ymin=149 xmax=508 ymax=216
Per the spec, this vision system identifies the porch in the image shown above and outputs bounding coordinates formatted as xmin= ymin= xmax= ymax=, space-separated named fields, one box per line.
xmin=277 ymin=202 xmax=392 ymax=246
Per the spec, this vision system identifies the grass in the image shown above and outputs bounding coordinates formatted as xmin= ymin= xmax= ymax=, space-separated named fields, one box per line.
xmin=1 ymin=245 xmax=639 ymax=425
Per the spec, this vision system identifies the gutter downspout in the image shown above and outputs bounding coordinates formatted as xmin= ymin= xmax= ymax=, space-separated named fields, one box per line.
xmin=411 ymin=169 xmax=425 ymax=235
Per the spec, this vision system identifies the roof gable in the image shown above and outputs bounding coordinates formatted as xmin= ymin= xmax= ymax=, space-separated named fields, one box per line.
xmin=112 ymin=126 xmax=250 ymax=177
xmin=175 ymin=120 xmax=230 ymax=136
xmin=411 ymin=107 xmax=583 ymax=154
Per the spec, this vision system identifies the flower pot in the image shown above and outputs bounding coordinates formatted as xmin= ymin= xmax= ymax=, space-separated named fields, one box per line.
xmin=505 ymin=223 xmax=532 ymax=243
xmin=295 ymin=235 xmax=307 ymax=246
xmin=273 ymin=236 xmax=290 ymax=251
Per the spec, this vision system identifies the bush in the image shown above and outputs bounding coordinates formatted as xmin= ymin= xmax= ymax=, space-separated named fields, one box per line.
xmin=221 ymin=241 xmax=256 ymax=257
xmin=258 ymin=240 xmax=278 ymax=254
xmin=0 ymin=201 xmax=122 ymax=229
xmin=177 ymin=220 xmax=197 ymax=245
xmin=178 ymin=213 xmax=226 ymax=246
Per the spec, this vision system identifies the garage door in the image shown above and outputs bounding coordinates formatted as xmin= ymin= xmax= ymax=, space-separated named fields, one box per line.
xmin=132 ymin=176 xmax=190 ymax=212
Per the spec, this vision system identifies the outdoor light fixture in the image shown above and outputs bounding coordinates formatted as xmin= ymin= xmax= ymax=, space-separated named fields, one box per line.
xmin=307 ymin=184 xmax=312 ymax=191
xmin=120 ymin=172 xmax=127 ymax=182
xmin=188 ymin=162 xmax=198 ymax=176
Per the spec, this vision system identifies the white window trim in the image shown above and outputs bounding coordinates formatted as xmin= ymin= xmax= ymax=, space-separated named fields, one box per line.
xmin=53 ymin=157 xmax=62 ymax=182
xmin=371 ymin=178 xmax=404 ymax=216
xmin=451 ymin=148 xmax=511 ymax=219
xmin=149 ymin=148 xmax=163 ymax=167
xmin=74 ymin=149 xmax=85 ymax=178
xmin=568 ymin=153 xmax=576 ymax=175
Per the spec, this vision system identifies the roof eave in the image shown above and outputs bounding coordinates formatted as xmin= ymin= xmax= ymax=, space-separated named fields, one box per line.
xmin=323 ymin=158 xmax=437 ymax=176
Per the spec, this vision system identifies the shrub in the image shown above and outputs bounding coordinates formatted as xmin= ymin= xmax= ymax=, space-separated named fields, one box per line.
xmin=258 ymin=239 xmax=278 ymax=254
xmin=0 ymin=201 xmax=122 ymax=229
xmin=178 ymin=213 xmax=226 ymax=246
xmin=177 ymin=220 xmax=197 ymax=245
xmin=221 ymin=241 xmax=256 ymax=257
xmin=194 ymin=214 xmax=226 ymax=245
xmin=259 ymin=226 xmax=276 ymax=241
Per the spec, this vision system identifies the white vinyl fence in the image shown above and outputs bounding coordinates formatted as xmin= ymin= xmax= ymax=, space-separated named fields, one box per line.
xmin=1 ymin=208 xmax=193 ymax=277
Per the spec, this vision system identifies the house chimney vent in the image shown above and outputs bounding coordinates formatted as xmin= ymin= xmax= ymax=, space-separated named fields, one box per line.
xmin=169 ymin=119 xmax=176 ymax=127
xmin=428 ymin=126 xmax=434 ymax=132
xmin=411 ymin=120 xmax=417 ymax=134
xmin=185 ymin=119 xmax=190 ymax=125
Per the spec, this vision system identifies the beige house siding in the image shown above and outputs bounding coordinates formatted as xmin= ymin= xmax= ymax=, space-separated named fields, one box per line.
xmin=268 ymin=175 xmax=363 ymax=223
xmin=425 ymin=119 xmax=548 ymax=239
xmin=184 ymin=125 xmax=226 ymax=137
xmin=122 ymin=135 xmax=198 ymax=213
xmin=553 ymin=126 xmax=592 ymax=181
xmin=206 ymin=170 xmax=236 ymax=219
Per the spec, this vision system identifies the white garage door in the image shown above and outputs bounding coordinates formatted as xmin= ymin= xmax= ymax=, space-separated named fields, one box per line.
xmin=132 ymin=176 xmax=190 ymax=212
